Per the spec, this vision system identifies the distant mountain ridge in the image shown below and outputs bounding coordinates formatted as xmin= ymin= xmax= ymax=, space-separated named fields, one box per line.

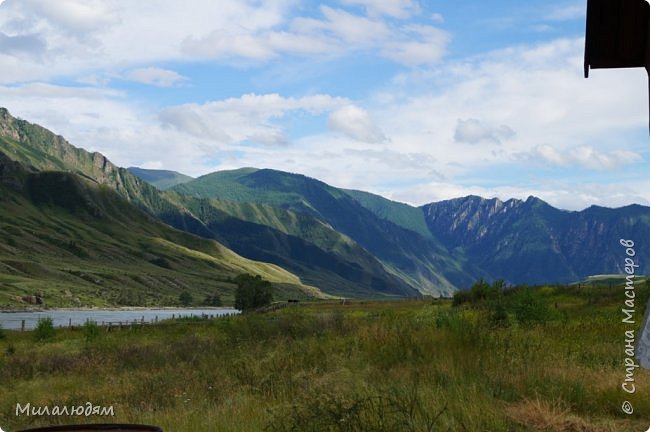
xmin=148 ymin=165 xmax=650 ymax=289
xmin=421 ymin=195 xmax=650 ymax=284
xmin=3 ymin=107 xmax=649 ymax=300
xmin=127 ymin=167 xmax=193 ymax=190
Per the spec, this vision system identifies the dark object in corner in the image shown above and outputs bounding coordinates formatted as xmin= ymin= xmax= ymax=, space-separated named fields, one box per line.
xmin=584 ymin=0 xmax=650 ymax=131
xmin=17 ymin=425 xmax=162 ymax=432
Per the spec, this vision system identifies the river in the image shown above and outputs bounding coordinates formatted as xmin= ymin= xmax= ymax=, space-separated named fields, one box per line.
xmin=0 ymin=308 xmax=239 ymax=330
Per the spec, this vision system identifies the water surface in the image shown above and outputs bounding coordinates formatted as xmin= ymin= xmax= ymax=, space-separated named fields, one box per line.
xmin=0 ymin=308 xmax=239 ymax=330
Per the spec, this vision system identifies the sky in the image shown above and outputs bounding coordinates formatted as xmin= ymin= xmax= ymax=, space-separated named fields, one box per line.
xmin=0 ymin=0 xmax=648 ymax=211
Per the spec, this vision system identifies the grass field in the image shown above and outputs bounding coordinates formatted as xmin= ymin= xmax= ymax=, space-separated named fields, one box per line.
xmin=1 ymin=282 xmax=649 ymax=431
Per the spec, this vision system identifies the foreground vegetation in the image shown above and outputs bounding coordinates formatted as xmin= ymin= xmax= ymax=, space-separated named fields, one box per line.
xmin=1 ymin=282 xmax=649 ymax=431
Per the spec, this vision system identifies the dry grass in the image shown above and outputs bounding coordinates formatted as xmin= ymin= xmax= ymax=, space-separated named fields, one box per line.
xmin=505 ymin=399 xmax=611 ymax=432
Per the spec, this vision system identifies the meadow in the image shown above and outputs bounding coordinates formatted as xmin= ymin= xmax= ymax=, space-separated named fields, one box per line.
xmin=0 ymin=281 xmax=649 ymax=432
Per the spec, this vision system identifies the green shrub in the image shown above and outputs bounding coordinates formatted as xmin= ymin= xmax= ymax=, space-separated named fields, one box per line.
xmin=204 ymin=293 xmax=223 ymax=307
xmin=179 ymin=290 xmax=193 ymax=306
xmin=33 ymin=316 xmax=55 ymax=341
xmin=489 ymin=301 xmax=511 ymax=327
xmin=513 ymin=289 xmax=550 ymax=324
xmin=83 ymin=320 xmax=100 ymax=342
xmin=234 ymin=274 xmax=272 ymax=311
xmin=452 ymin=290 xmax=470 ymax=306
xmin=0 ymin=324 xmax=6 ymax=340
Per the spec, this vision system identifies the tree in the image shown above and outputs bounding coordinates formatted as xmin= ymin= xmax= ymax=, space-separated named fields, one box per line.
xmin=204 ymin=293 xmax=223 ymax=307
xmin=179 ymin=290 xmax=193 ymax=306
xmin=234 ymin=274 xmax=273 ymax=311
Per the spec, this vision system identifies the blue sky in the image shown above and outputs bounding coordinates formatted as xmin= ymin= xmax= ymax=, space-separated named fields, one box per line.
xmin=0 ymin=0 xmax=648 ymax=210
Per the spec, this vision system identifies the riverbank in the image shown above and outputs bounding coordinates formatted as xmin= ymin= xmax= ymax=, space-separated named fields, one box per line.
xmin=0 ymin=306 xmax=238 ymax=313
xmin=0 ymin=307 xmax=240 ymax=330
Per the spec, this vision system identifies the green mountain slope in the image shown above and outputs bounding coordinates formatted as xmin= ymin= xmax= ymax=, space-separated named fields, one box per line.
xmin=342 ymin=189 xmax=432 ymax=238
xmin=127 ymin=167 xmax=194 ymax=190
xmin=0 ymin=108 xmax=414 ymax=298
xmin=0 ymin=108 xmax=217 ymax=241
xmin=172 ymin=194 xmax=417 ymax=297
xmin=173 ymin=168 xmax=478 ymax=296
xmin=0 ymin=152 xmax=322 ymax=308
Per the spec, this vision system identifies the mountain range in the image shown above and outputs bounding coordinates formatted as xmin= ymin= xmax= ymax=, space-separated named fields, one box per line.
xmin=1 ymin=107 xmax=648 ymax=306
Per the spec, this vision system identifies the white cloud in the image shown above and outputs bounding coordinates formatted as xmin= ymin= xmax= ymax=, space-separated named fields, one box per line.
xmin=381 ymin=24 xmax=449 ymax=66
xmin=517 ymin=144 xmax=643 ymax=170
xmin=0 ymin=0 xmax=294 ymax=82
xmin=568 ymin=146 xmax=643 ymax=170
xmin=0 ymin=1 xmax=449 ymax=84
xmin=4 ymin=0 xmax=121 ymax=36
xmin=159 ymin=93 xmax=350 ymax=146
xmin=545 ymin=4 xmax=584 ymax=21
xmin=454 ymin=118 xmax=515 ymax=144
xmin=328 ymin=105 xmax=385 ymax=142
xmin=525 ymin=144 xmax=568 ymax=166
xmin=126 ymin=67 xmax=187 ymax=87
xmin=337 ymin=0 xmax=421 ymax=19
xmin=431 ymin=13 xmax=444 ymax=23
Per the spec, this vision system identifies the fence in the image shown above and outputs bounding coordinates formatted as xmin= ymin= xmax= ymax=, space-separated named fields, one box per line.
xmin=15 ymin=312 xmax=239 ymax=332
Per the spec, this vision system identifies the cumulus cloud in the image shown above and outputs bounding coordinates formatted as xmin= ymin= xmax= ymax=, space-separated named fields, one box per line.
xmin=328 ymin=105 xmax=386 ymax=142
xmin=160 ymin=93 xmax=350 ymax=146
xmin=126 ymin=67 xmax=188 ymax=87
xmin=454 ymin=118 xmax=515 ymax=144
xmin=0 ymin=1 xmax=449 ymax=84
xmin=181 ymin=5 xmax=449 ymax=66
xmin=2 ymin=0 xmax=120 ymax=37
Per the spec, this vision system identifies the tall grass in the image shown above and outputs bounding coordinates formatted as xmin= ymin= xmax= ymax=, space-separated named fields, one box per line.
xmin=0 ymin=284 xmax=648 ymax=431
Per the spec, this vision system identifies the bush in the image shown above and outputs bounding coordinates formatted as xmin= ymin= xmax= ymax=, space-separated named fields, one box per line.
xmin=179 ymin=291 xmax=193 ymax=306
xmin=0 ymin=324 xmax=6 ymax=340
xmin=83 ymin=320 xmax=100 ymax=342
xmin=513 ymin=289 xmax=550 ymax=324
xmin=204 ymin=293 xmax=223 ymax=307
xmin=34 ymin=316 xmax=55 ymax=341
xmin=453 ymin=279 xmax=506 ymax=306
xmin=234 ymin=274 xmax=273 ymax=311
xmin=452 ymin=290 xmax=471 ymax=306
xmin=489 ymin=301 xmax=511 ymax=327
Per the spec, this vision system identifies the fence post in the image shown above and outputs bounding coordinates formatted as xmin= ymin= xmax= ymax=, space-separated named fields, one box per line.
xmin=21 ymin=319 xmax=25 ymax=331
